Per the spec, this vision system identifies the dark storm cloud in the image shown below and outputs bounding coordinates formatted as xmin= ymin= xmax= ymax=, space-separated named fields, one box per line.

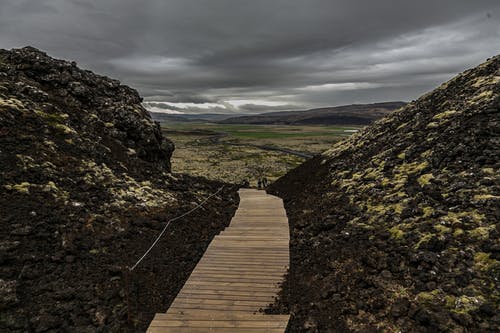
xmin=1 ymin=0 xmax=499 ymax=113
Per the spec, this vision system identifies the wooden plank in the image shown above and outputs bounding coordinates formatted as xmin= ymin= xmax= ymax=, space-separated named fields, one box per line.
xmin=197 ymin=259 xmax=289 ymax=265
xmin=201 ymin=252 xmax=289 ymax=258
xmin=150 ymin=320 xmax=288 ymax=328
xmin=177 ymin=290 xmax=277 ymax=297
xmin=171 ymin=298 xmax=272 ymax=306
xmin=195 ymin=263 xmax=288 ymax=270
xmin=175 ymin=294 xmax=275 ymax=302
xmin=169 ymin=304 xmax=264 ymax=311
xmin=146 ymin=189 xmax=290 ymax=333
xmin=148 ymin=327 xmax=286 ymax=333
xmin=158 ymin=311 xmax=289 ymax=320
xmin=179 ymin=281 xmax=281 ymax=289
xmin=194 ymin=266 xmax=288 ymax=272
xmin=179 ymin=279 xmax=282 ymax=287
xmin=188 ymin=271 xmax=287 ymax=279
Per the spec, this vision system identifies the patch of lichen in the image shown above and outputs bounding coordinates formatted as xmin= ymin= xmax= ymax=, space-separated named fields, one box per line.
xmin=3 ymin=180 xmax=69 ymax=201
xmin=416 ymin=289 xmax=443 ymax=304
xmin=0 ymin=97 xmax=26 ymax=110
xmin=453 ymin=295 xmax=486 ymax=315
xmin=417 ymin=173 xmax=434 ymax=186
xmin=468 ymin=226 xmax=494 ymax=240
xmin=34 ymin=109 xmax=69 ymax=123
xmin=4 ymin=182 xmax=31 ymax=194
xmin=440 ymin=210 xmax=485 ymax=225
xmin=79 ymin=160 xmax=176 ymax=210
xmin=388 ymin=226 xmax=404 ymax=239
xmin=396 ymin=161 xmax=429 ymax=175
xmin=432 ymin=110 xmax=459 ymax=120
xmin=473 ymin=252 xmax=498 ymax=272
xmin=53 ymin=123 xmax=76 ymax=135
xmin=415 ymin=288 xmax=487 ymax=317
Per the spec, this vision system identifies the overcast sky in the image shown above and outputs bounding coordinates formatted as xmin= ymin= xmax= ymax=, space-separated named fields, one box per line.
xmin=1 ymin=0 xmax=499 ymax=114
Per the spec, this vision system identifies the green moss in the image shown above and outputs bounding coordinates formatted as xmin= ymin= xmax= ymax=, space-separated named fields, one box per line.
xmin=15 ymin=154 xmax=37 ymax=171
xmin=445 ymin=295 xmax=457 ymax=309
xmin=422 ymin=206 xmax=435 ymax=218
xmin=441 ymin=210 xmax=485 ymax=225
xmin=381 ymin=178 xmax=390 ymax=187
xmin=416 ymin=289 xmax=441 ymax=303
xmin=417 ymin=173 xmax=434 ymax=186
xmin=397 ymin=152 xmax=406 ymax=159
xmin=471 ymin=90 xmax=493 ymax=102
xmin=0 ymin=97 xmax=25 ymax=110
xmin=396 ymin=161 xmax=429 ymax=175
xmin=432 ymin=110 xmax=458 ymax=120
xmin=453 ymin=228 xmax=464 ymax=237
xmin=482 ymin=167 xmax=495 ymax=174
xmin=367 ymin=202 xmax=405 ymax=216
xmin=104 ymin=122 xmax=114 ymax=128
xmin=363 ymin=167 xmax=381 ymax=180
xmin=42 ymin=181 xmax=58 ymax=192
xmin=420 ymin=150 xmax=432 ymax=158
xmin=415 ymin=233 xmax=433 ymax=249
xmin=4 ymin=182 xmax=31 ymax=194
xmin=473 ymin=194 xmax=498 ymax=201
xmin=472 ymin=75 xmax=500 ymax=88
xmin=35 ymin=110 xmax=69 ymax=124
xmin=474 ymin=252 xmax=498 ymax=271
xmin=453 ymin=295 xmax=485 ymax=314
xmin=54 ymin=123 xmax=76 ymax=135
xmin=426 ymin=122 xmax=439 ymax=129
xmin=434 ymin=224 xmax=451 ymax=234
xmin=389 ymin=226 xmax=404 ymax=239
xmin=351 ymin=172 xmax=363 ymax=180
xmin=468 ymin=226 xmax=493 ymax=240
xmin=396 ymin=122 xmax=409 ymax=130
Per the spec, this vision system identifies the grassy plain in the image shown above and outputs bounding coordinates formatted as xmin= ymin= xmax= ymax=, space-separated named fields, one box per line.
xmin=161 ymin=122 xmax=361 ymax=185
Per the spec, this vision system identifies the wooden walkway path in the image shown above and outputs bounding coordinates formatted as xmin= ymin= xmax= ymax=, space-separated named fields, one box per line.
xmin=147 ymin=188 xmax=290 ymax=332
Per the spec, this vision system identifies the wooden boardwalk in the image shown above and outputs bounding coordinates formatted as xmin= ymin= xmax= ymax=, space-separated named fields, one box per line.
xmin=147 ymin=188 xmax=290 ymax=332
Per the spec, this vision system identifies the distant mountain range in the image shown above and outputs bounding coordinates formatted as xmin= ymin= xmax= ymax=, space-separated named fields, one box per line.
xmin=149 ymin=112 xmax=242 ymax=123
xmin=148 ymin=101 xmax=406 ymax=125
xmin=219 ymin=102 xmax=406 ymax=125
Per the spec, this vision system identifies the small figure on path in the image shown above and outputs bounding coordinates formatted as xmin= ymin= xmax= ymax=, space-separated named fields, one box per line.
xmin=257 ymin=178 xmax=262 ymax=189
xmin=263 ymin=177 xmax=268 ymax=188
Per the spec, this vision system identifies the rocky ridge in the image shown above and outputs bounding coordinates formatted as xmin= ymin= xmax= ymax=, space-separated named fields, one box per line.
xmin=0 ymin=47 xmax=238 ymax=332
xmin=269 ymin=56 xmax=499 ymax=332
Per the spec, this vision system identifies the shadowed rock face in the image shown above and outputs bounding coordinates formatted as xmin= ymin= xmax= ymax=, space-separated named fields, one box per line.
xmin=0 ymin=47 xmax=239 ymax=332
xmin=269 ymin=56 xmax=499 ymax=332
xmin=0 ymin=46 xmax=174 ymax=172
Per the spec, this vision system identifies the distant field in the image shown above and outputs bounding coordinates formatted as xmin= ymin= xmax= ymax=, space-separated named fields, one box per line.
xmin=161 ymin=122 xmax=362 ymax=185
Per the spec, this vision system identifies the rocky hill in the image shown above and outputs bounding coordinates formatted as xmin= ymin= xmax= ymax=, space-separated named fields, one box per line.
xmin=269 ymin=56 xmax=499 ymax=332
xmin=0 ymin=47 xmax=238 ymax=332
xmin=219 ymin=102 xmax=406 ymax=125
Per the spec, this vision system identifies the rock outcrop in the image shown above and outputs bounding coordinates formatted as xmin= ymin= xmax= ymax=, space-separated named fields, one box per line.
xmin=1 ymin=46 xmax=173 ymax=172
xmin=269 ymin=56 xmax=499 ymax=332
xmin=0 ymin=47 xmax=238 ymax=332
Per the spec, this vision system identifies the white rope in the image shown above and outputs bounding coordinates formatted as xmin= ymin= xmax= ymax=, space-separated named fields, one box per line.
xmin=128 ymin=186 xmax=224 ymax=271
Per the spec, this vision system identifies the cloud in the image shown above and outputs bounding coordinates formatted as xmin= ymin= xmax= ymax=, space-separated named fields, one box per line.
xmin=1 ymin=0 xmax=499 ymax=112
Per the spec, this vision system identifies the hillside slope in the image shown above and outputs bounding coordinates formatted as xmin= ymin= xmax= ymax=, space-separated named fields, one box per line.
xmin=0 ymin=47 xmax=238 ymax=332
xmin=219 ymin=102 xmax=405 ymax=125
xmin=269 ymin=56 xmax=499 ymax=332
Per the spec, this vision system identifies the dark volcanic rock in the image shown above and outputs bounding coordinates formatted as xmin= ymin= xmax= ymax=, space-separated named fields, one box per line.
xmin=0 ymin=47 xmax=239 ymax=332
xmin=0 ymin=46 xmax=174 ymax=171
xmin=269 ymin=56 xmax=500 ymax=332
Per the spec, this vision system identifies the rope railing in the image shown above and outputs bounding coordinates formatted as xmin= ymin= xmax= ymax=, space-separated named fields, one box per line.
xmin=127 ymin=186 xmax=224 ymax=271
